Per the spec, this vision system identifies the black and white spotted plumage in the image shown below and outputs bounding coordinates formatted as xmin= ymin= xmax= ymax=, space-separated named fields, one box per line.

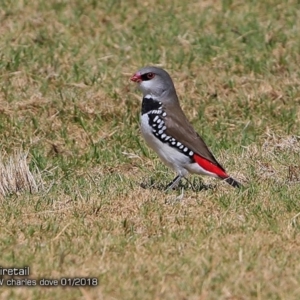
xmin=132 ymin=66 xmax=241 ymax=189
xmin=141 ymin=95 xmax=194 ymax=160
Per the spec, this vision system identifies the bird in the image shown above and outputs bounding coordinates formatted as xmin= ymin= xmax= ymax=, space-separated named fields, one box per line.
xmin=130 ymin=66 xmax=241 ymax=190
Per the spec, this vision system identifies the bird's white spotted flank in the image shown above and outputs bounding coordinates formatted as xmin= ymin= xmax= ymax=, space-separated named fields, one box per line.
xmin=141 ymin=96 xmax=194 ymax=158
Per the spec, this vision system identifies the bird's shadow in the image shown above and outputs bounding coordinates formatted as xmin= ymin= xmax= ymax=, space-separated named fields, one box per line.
xmin=140 ymin=177 xmax=215 ymax=192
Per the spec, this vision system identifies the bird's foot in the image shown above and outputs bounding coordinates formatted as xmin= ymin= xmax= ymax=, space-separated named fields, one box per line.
xmin=165 ymin=175 xmax=183 ymax=192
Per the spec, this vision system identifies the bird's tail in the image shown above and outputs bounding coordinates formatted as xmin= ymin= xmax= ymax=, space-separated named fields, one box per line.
xmin=224 ymin=177 xmax=242 ymax=188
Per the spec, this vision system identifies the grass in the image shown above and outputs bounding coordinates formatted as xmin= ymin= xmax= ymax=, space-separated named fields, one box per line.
xmin=0 ymin=0 xmax=300 ymax=299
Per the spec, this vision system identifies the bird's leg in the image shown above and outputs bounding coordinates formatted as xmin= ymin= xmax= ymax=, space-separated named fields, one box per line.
xmin=165 ymin=175 xmax=182 ymax=191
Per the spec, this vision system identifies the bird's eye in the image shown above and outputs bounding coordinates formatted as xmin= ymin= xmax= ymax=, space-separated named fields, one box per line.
xmin=147 ymin=72 xmax=155 ymax=79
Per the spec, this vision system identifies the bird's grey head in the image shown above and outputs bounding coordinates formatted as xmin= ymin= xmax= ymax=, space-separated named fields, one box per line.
xmin=131 ymin=66 xmax=177 ymax=100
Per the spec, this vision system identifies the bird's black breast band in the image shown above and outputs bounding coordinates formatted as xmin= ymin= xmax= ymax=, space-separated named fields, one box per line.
xmin=141 ymin=97 xmax=162 ymax=115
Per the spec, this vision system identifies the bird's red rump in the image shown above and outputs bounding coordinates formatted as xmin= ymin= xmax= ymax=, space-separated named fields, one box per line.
xmin=193 ymin=153 xmax=228 ymax=178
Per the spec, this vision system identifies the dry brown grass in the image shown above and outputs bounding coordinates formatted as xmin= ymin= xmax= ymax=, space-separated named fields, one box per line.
xmin=0 ymin=152 xmax=42 ymax=197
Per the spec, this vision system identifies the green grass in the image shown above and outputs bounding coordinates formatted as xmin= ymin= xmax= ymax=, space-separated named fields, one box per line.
xmin=0 ymin=0 xmax=300 ymax=299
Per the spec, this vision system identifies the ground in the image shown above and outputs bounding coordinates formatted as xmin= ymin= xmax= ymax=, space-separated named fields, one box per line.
xmin=0 ymin=0 xmax=300 ymax=299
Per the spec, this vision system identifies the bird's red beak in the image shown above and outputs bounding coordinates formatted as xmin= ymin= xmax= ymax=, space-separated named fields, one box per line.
xmin=130 ymin=72 xmax=142 ymax=83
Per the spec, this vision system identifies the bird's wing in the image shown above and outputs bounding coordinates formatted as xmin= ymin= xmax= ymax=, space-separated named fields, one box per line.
xmin=163 ymin=105 xmax=228 ymax=177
